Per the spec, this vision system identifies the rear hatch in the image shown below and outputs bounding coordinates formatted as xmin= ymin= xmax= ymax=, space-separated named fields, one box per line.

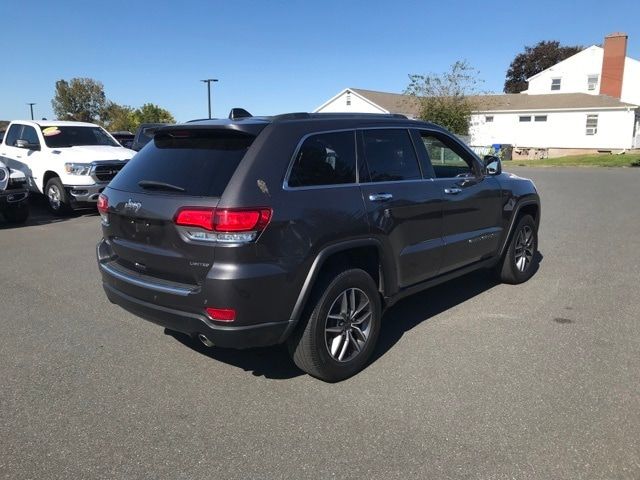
xmin=101 ymin=125 xmax=265 ymax=286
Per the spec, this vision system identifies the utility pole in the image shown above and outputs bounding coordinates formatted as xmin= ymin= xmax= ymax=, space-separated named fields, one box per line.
xmin=27 ymin=103 xmax=36 ymax=120
xmin=200 ymin=79 xmax=218 ymax=119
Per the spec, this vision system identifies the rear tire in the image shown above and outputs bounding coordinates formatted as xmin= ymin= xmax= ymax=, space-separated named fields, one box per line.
xmin=45 ymin=177 xmax=71 ymax=216
xmin=497 ymin=214 xmax=538 ymax=284
xmin=287 ymin=268 xmax=381 ymax=382
xmin=3 ymin=203 xmax=29 ymax=224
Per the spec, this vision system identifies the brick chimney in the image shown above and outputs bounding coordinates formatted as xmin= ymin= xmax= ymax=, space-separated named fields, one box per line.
xmin=599 ymin=32 xmax=628 ymax=98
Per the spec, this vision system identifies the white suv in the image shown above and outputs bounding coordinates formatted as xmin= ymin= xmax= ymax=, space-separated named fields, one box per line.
xmin=0 ymin=120 xmax=135 ymax=214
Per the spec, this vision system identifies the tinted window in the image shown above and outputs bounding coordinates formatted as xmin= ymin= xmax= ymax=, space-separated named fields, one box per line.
xmin=109 ymin=129 xmax=255 ymax=197
xmin=288 ymin=131 xmax=356 ymax=187
xmin=362 ymin=129 xmax=421 ymax=182
xmin=420 ymin=133 xmax=473 ymax=179
xmin=5 ymin=124 xmax=22 ymax=146
xmin=40 ymin=126 xmax=119 ymax=148
xmin=20 ymin=125 xmax=40 ymax=145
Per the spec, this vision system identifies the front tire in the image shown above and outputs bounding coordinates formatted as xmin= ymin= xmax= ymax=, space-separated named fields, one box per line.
xmin=287 ymin=268 xmax=381 ymax=382
xmin=45 ymin=177 xmax=71 ymax=215
xmin=497 ymin=214 xmax=538 ymax=284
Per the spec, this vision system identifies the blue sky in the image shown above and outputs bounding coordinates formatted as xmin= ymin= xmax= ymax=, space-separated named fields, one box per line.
xmin=1 ymin=0 xmax=639 ymax=123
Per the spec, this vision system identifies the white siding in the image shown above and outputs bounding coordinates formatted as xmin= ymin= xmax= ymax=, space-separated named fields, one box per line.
xmin=621 ymin=57 xmax=640 ymax=106
xmin=469 ymin=109 xmax=636 ymax=149
xmin=527 ymin=46 xmax=640 ymax=106
xmin=315 ymin=90 xmax=387 ymax=114
xmin=527 ymin=47 xmax=604 ymax=96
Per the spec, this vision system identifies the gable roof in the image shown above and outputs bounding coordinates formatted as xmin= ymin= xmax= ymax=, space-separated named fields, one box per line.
xmin=348 ymin=88 xmax=637 ymax=115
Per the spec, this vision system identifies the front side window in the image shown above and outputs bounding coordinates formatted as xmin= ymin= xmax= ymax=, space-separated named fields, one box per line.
xmin=587 ymin=74 xmax=599 ymax=91
xmin=485 ymin=116 xmax=494 ymax=123
xmin=20 ymin=125 xmax=40 ymax=146
xmin=4 ymin=124 xmax=22 ymax=146
xmin=519 ymin=116 xmax=532 ymax=122
xmin=420 ymin=132 xmax=473 ymax=179
xmin=287 ymin=131 xmax=356 ymax=187
xmin=586 ymin=114 xmax=598 ymax=135
xmin=551 ymin=78 xmax=561 ymax=91
xmin=534 ymin=115 xmax=547 ymax=122
xmin=40 ymin=126 xmax=119 ymax=148
xmin=361 ymin=129 xmax=421 ymax=182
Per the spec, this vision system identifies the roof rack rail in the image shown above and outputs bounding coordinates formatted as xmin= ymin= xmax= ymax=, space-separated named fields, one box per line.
xmin=272 ymin=112 xmax=312 ymax=121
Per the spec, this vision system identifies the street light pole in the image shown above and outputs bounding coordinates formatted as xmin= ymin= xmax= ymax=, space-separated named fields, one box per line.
xmin=27 ymin=103 xmax=36 ymax=120
xmin=200 ymin=79 xmax=218 ymax=119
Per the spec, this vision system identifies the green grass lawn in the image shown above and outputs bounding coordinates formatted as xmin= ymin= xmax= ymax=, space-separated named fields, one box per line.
xmin=509 ymin=153 xmax=640 ymax=168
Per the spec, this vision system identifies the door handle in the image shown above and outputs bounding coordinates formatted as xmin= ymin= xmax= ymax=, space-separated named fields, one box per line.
xmin=444 ymin=187 xmax=462 ymax=195
xmin=368 ymin=193 xmax=393 ymax=202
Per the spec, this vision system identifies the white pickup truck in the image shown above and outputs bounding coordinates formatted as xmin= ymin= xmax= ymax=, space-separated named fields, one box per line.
xmin=0 ymin=120 xmax=135 ymax=214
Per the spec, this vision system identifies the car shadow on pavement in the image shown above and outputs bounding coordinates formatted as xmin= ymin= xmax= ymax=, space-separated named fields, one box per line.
xmin=371 ymin=252 xmax=544 ymax=364
xmin=165 ymin=329 xmax=304 ymax=380
xmin=0 ymin=196 xmax=97 ymax=230
xmin=166 ymin=252 xmax=543 ymax=381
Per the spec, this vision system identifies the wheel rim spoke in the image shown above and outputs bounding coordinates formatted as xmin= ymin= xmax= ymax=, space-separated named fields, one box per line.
xmin=325 ymin=287 xmax=373 ymax=363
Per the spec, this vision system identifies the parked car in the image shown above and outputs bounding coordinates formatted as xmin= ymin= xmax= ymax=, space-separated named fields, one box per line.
xmin=97 ymin=111 xmax=541 ymax=382
xmin=130 ymin=123 xmax=169 ymax=151
xmin=111 ymin=131 xmax=135 ymax=149
xmin=0 ymin=120 xmax=135 ymax=214
xmin=0 ymin=158 xmax=29 ymax=224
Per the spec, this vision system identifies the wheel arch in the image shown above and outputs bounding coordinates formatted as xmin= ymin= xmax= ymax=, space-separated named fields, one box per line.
xmin=281 ymin=238 xmax=395 ymax=341
xmin=498 ymin=198 xmax=541 ymax=257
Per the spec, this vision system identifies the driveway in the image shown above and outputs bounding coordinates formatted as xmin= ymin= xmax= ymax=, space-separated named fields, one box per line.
xmin=1 ymin=167 xmax=639 ymax=479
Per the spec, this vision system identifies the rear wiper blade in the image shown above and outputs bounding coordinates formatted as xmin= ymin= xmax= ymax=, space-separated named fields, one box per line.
xmin=138 ymin=180 xmax=185 ymax=192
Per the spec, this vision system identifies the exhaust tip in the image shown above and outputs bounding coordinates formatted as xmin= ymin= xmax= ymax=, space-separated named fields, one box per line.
xmin=197 ymin=333 xmax=214 ymax=347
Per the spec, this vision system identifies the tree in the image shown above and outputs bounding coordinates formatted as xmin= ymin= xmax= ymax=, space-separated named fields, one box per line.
xmin=404 ymin=61 xmax=481 ymax=135
xmin=504 ymin=41 xmax=584 ymax=93
xmin=51 ymin=78 xmax=107 ymax=122
xmin=101 ymin=102 xmax=137 ymax=132
xmin=134 ymin=103 xmax=175 ymax=124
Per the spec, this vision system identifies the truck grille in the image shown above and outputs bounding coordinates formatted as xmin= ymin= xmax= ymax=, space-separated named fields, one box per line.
xmin=94 ymin=163 xmax=125 ymax=182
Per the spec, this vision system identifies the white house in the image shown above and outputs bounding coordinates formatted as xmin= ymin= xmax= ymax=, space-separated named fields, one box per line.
xmin=315 ymin=33 xmax=640 ymax=157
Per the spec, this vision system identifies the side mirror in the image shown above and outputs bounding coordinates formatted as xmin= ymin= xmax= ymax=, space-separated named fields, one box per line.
xmin=483 ymin=155 xmax=502 ymax=175
xmin=15 ymin=139 xmax=40 ymax=151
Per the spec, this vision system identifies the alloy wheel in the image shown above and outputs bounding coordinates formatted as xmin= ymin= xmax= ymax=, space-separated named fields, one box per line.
xmin=47 ymin=185 xmax=61 ymax=210
xmin=514 ymin=225 xmax=534 ymax=272
xmin=324 ymin=288 xmax=372 ymax=363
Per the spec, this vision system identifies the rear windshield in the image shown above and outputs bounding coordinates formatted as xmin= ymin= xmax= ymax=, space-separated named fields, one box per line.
xmin=40 ymin=126 xmax=119 ymax=148
xmin=108 ymin=129 xmax=255 ymax=197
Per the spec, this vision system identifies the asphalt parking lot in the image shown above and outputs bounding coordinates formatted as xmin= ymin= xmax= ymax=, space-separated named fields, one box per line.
xmin=1 ymin=167 xmax=639 ymax=480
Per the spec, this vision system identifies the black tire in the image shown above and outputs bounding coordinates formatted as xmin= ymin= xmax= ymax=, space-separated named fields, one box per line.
xmin=3 ymin=203 xmax=29 ymax=224
xmin=287 ymin=268 xmax=381 ymax=382
xmin=497 ymin=214 xmax=538 ymax=284
xmin=44 ymin=177 xmax=71 ymax=215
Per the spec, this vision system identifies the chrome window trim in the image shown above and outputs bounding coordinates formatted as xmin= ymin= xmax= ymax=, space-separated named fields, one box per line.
xmin=283 ymin=126 xmax=428 ymax=191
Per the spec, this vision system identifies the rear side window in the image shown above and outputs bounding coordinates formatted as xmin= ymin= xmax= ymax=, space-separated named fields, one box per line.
xmin=287 ymin=131 xmax=356 ymax=187
xmin=361 ymin=129 xmax=421 ymax=182
xmin=109 ymin=129 xmax=255 ymax=197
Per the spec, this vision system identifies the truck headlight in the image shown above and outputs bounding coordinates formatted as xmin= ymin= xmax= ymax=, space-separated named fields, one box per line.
xmin=64 ymin=163 xmax=92 ymax=175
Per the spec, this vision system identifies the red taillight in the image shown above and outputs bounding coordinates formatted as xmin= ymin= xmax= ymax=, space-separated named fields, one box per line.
xmin=175 ymin=207 xmax=272 ymax=233
xmin=205 ymin=307 xmax=236 ymax=322
xmin=97 ymin=194 xmax=108 ymax=214
xmin=175 ymin=208 xmax=215 ymax=231
xmin=214 ymin=208 xmax=272 ymax=232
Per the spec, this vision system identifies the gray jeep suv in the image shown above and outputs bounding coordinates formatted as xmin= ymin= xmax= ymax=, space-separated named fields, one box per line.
xmin=97 ymin=112 xmax=540 ymax=382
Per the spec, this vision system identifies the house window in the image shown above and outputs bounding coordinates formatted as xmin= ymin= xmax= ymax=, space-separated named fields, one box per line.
xmin=587 ymin=75 xmax=599 ymax=91
xmin=485 ymin=116 xmax=494 ymax=122
xmin=346 ymin=93 xmax=351 ymax=106
xmin=519 ymin=116 xmax=532 ymax=122
xmin=551 ymin=78 xmax=561 ymax=91
xmin=586 ymin=114 xmax=598 ymax=135
xmin=534 ymin=115 xmax=547 ymax=122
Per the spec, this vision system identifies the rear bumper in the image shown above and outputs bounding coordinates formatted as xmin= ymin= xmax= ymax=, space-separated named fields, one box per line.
xmin=102 ymin=281 xmax=289 ymax=348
